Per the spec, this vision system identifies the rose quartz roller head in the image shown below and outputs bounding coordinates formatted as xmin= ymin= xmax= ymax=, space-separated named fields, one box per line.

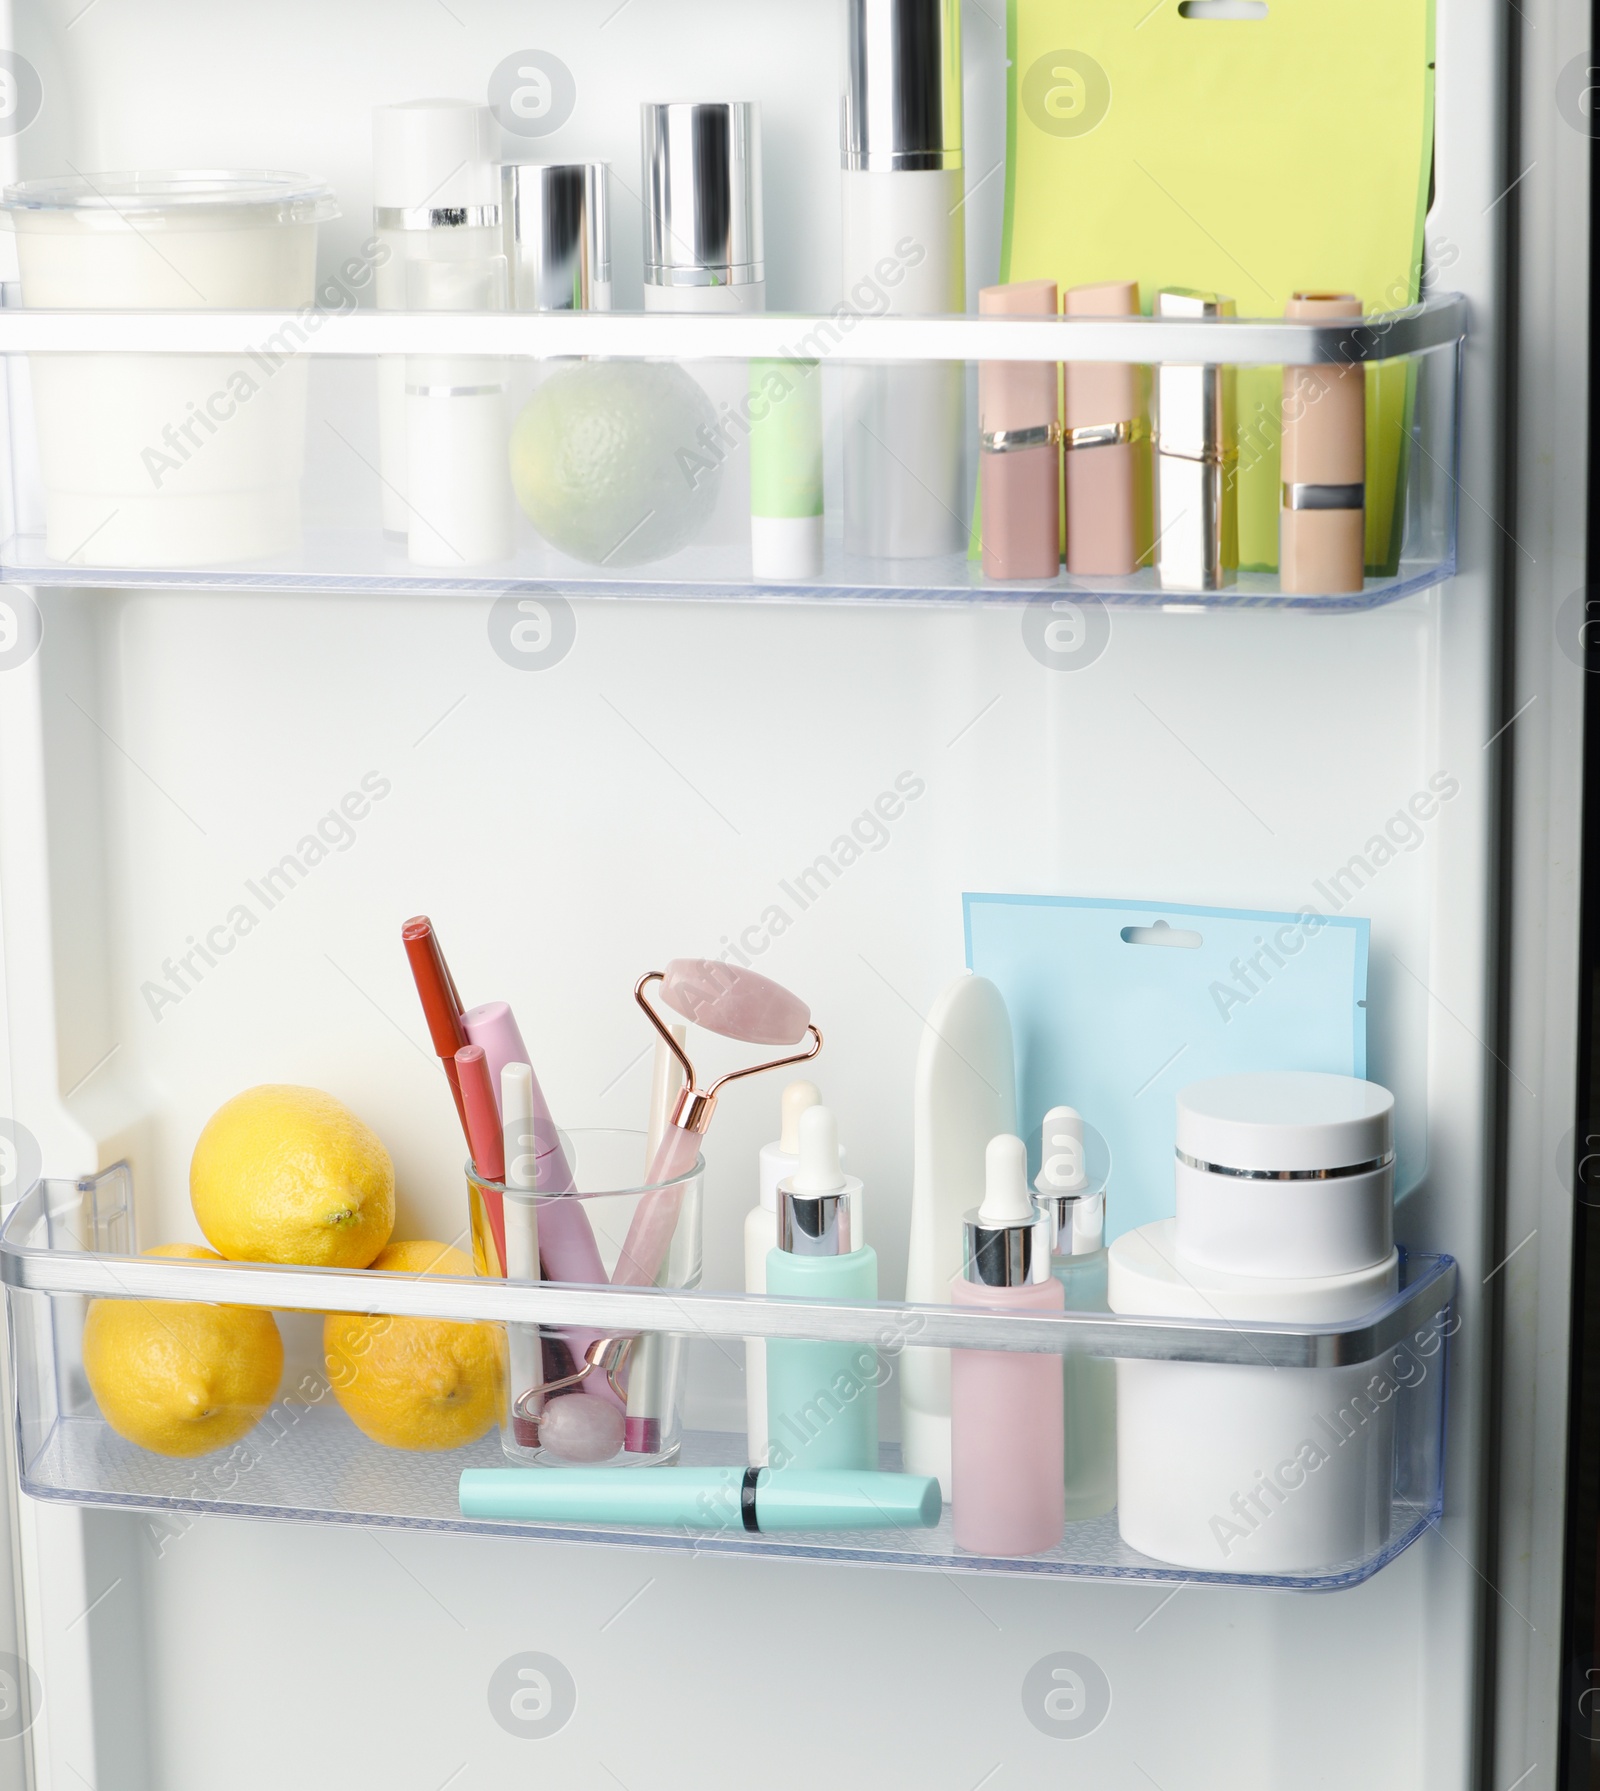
xmin=1063 ymin=280 xmax=1144 ymax=578
xmin=1280 ymin=292 xmax=1366 ymax=594
xmin=614 ymin=960 xmax=823 ymax=1284
xmin=978 ymin=280 xmax=1061 ymax=582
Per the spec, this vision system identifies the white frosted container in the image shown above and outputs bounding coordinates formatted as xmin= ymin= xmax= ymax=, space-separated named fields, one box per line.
xmin=1109 ymin=1219 xmax=1399 ymax=1573
xmin=1175 ymin=1072 xmax=1395 ymax=1277
xmin=2 ymin=172 xmax=336 ymax=566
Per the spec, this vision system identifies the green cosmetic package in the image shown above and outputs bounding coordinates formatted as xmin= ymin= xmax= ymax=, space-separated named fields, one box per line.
xmin=1001 ymin=0 xmax=1435 ymax=575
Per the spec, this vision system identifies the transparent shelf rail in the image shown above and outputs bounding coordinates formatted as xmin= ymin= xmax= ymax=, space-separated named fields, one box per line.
xmin=0 ymin=296 xmax=1465 ymax=611
xmin=1 ymin=1169 xmax=1455 ymax=1587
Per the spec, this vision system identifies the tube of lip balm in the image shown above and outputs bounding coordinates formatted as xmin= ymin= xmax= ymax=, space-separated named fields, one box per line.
xmin=458 ymin=1466 xmax=941 ymax=1532
xmin=1063 ymin=279 xmax=1143 ymax=577
xmin=750 ymin=357 xmax=824 ymax=580
xmin=1280 ymin=291 xmax=1365 ymax=594
xmin=978 ymin=280 xmax=1060 ymax=581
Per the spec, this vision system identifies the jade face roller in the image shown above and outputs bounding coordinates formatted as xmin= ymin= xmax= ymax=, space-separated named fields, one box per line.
xmin=510 ymin=960 xmax=821 ymax=1458
xmin=614 ymin=958 xmax=822 ymax=1289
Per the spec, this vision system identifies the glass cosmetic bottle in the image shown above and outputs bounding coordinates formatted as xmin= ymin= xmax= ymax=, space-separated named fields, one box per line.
xmin=1037 ymin=1106 xmax=1117 ymax=1522
xmin=766 ymin=1106 xmax=879 ymax=1473
xmin=950 ymin=1134 xmax=1065 ymax=1556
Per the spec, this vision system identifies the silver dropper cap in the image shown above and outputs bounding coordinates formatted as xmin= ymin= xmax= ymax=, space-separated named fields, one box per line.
xmin=1034 ymin=1106 xmax=1106 ymax=1257
xmin=963 ymin=1203 xmax=1053 ymax=1286
xmin=502 ymin=162 xmax=611 ymax=312
xmin=1044 ymin=1188 xmax=1106 ymax=1257
xmin=964 ymin=1134 xmax=1054 ymax=1286
xmin=641 ymin=101 xmax=763 ymax=289
xmin=842 ymin=0 xmax=963 ymax=172
xmin=779 ymin=1184 xmax=853 ymax=1257
xmin=777 ymin=1106 xmax=860 ymax=1257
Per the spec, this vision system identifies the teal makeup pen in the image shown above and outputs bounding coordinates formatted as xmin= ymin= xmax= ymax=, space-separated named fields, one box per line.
xmin=459 ymin=1466 xmax=940 ymax=1533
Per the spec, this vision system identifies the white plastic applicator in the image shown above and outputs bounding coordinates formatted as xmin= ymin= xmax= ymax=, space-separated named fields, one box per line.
xmin=781 ymin=1080 xmax=821 ymax=1156
xmin=978 ymin=1134 xmax=1035 ymax=1228
xmin=791 ymin=1105 xmax=847 ymax=1197
xmin=1036 ymin=1106 xmax=1088 ymax=1195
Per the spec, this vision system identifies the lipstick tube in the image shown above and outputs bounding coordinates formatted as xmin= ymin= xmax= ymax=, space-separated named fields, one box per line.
xmin=1063 ymin=279 xmax=1143 ymax=577
xmin=977 ymin=280 xmax=1059 ymax=581
xmin=1154 ymin=288 xmax=1238 ymax=592
xmin=1280 ymin=291 xmax=1365 ymax=594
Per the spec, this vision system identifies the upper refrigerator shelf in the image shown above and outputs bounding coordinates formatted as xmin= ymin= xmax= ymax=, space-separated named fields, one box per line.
xmin=0 ymin=297 xmax=1465 ymax=610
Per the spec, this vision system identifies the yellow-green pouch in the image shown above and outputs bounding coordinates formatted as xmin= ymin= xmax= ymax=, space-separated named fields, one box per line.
xmin=1001 ymin=0 xmax=1434 ymax=574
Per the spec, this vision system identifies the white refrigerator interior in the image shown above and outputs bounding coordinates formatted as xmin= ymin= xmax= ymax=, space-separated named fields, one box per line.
xmin=0 ymin=0 xmax=1584 ymax=1789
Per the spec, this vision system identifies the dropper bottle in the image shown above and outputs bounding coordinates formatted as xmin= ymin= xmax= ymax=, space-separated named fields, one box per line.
xmin=950 ymin=1134 xmax=1065 ymax=1556
xmin=765 ymin=1106 xmax=879 ymax=1473
xmin=1037 ymin=1106 xmax=1117 ymax=1521
xmin=745 ymin=1080 xmax=822 ymax=1465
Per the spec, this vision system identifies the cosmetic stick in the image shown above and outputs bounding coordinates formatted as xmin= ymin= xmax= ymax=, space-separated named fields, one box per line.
xmin=1280 ymin=291 xmax=1365 ymax=594
xmin=1063 ymin=279 xmax=1143 ymax=576
xmin=978 ymin=279 xmax=1060 ymax=581
xmin=841 ymin=0 xmax=966 ymax=559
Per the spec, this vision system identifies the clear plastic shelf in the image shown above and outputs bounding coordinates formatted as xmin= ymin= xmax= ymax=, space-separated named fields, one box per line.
xmin=0 ymin=296 xmax=1465 ymax=611
xmin=1 ymin=1168 xmax=1455 ymax=1587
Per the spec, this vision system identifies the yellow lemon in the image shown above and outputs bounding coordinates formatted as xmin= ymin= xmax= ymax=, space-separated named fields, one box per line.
xmin=324 ymin=1241 xmax=500 ymax=1452
xmin=83 ymin=1244 xmax=284 ymax=1458
xmin=191 ymin=1085 xmax=394 ymax=1268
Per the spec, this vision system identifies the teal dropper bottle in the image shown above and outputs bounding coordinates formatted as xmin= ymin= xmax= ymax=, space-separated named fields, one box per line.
xmin=764 ymin=1106 xmax=880 ymax=1473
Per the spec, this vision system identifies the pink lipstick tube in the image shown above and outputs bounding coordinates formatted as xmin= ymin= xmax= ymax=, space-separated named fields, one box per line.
xmin=1062 ymin=280 xmax=1143 ymax=577
xmin=978 ymin=280 xmax=1060 ymax=581
xmin=1280 ymin=292 xmax=1366 ymax=594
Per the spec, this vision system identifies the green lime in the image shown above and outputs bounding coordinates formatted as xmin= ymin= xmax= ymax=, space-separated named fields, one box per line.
xmin=510 ymin=360 xmax=724 ymax=567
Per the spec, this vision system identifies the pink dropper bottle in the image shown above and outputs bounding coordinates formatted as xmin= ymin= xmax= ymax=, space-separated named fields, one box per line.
xmin=950 ymin=1134 xmax=1066 ymax=1557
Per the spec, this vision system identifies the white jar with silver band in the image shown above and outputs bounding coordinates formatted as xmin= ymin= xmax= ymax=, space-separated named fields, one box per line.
xmin=1175 ymin=1072 xmax=1395 ymax=1278
xmin=1109 ymin=1070 xmax=1400 ymax=1574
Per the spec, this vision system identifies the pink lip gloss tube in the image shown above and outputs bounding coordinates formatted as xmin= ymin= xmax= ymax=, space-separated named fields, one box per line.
xmin=1062 ymin=279 xmax=1143 ymax=577
xmin=978 ymin=280 xmax=1060 ymax=581
xmin=1280 ymin=291 xmax=1365 ymax=594
xmin=950 ymin=1136 xmax=1065 ymax=1557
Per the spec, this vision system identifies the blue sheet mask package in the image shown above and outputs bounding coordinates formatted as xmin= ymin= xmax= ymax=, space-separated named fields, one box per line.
xmin=965 ymin=895 xmax=1370 ymax=1243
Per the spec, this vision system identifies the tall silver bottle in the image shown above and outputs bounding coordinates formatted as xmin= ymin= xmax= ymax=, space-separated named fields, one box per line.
xmin=841 ymin=0 xmax=966 ymax=559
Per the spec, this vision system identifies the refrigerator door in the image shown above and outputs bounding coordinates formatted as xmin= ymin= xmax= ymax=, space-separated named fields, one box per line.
xmin=0 ymin=1 xmax=1585 ymax=1789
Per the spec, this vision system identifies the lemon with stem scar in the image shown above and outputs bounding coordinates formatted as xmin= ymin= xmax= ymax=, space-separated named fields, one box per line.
xmin=190 ymin=1085 xmax=395 ymax=1268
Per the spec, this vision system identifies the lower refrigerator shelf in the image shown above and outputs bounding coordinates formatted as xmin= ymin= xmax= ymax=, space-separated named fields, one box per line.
xmin=2 ymin=1170 xmax=1454 ymax=1588
xmin=19 ymin=1409 xmax=1442 ymax=1589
